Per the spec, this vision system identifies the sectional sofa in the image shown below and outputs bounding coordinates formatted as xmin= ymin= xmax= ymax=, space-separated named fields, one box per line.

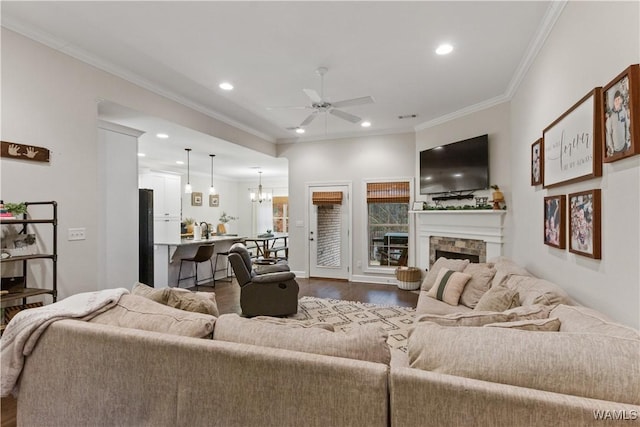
xmin=9 ymin=258 xmax=640 ymax=426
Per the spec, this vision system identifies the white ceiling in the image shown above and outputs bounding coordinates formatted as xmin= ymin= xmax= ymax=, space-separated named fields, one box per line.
xmin=2 ymin=1 xmax=558 ymax=178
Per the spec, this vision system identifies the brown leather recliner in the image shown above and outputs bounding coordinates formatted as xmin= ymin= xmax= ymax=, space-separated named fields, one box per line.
xmin=228 ymin=243 xmax=299 ymax=317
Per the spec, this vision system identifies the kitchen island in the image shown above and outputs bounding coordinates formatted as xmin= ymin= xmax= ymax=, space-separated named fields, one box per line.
xmin=153 ymin=235 xmax=244 ymax=288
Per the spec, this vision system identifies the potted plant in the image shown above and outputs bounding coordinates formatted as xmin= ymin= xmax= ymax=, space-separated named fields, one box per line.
xmin=217 ymin=212 xmax=238 ymax=235
xmin=4 ymin=202 xmax=27 ymax=217
xmin=184 ymin=217 xmax=195 ymax=234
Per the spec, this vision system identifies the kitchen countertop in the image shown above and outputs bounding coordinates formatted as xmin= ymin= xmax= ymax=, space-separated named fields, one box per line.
xmin=155 ymin=235 xmax=244 ymax=246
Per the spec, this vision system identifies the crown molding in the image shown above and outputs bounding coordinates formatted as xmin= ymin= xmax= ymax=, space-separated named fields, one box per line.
xmin=415 ymin=0 xmax=567 ymax=132
xmin=1 ymin=17 xmax=276 ymax=144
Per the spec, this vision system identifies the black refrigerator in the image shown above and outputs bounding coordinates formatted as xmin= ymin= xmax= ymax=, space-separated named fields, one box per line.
xmin=139 ymin=188 xmax=154 ymax=286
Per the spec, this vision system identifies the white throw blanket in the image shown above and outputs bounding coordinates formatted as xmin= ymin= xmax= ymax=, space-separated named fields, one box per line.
xmin=1 ymin=288 xmax=129 ymax=396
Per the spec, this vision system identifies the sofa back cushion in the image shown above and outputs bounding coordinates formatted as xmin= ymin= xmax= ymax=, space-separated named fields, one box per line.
xmin=483 ymin=317 xmax=561 ymax=332
xmin=421 ymin=258 xmax=470 ymax=291
xmin=489 ymin=257 xmax=532 ymax=288
xmin=132 ymin=282 xmax=219 ymax=316
xmin=213 ymin=313 xmax=390 ymax=365
xmin=551 ymin=305 xmax=640 ymax=339
xmin=504 ymin=275 xmax=572 ymax=306
xmin=89 ymin=294 xmax=216 ymax=338
xmin=459 ymin=263 xmax=496 ymax=308
xmin=408 ymin=321 xmax=640 ymax=405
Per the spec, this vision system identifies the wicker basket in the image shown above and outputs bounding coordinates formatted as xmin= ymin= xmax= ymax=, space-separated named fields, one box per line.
xmin=395 ymin=266 xmax=422 ymax=291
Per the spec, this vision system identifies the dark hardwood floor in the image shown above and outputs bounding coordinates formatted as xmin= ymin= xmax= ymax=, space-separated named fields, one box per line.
xmin=0 ymin=278 xmax=417 ymax=427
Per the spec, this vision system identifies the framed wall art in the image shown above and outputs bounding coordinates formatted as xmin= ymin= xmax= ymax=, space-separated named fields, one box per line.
xmin=209 ymin=194 xmax=220 ymax=207
xmin=602 ymin=64 xmax=639 ymax=163
xmin=543 ymin=195 xmax=566 ymax=249
xmin=531 ymin=138 xmax=543 ymax=186
xmin=543 ymin=88 xmax=603 ymax=188
xmin=568 ymin=189 xmax=601 ymax=259
xmin=191 ymin=192 xmax=203 ymax=207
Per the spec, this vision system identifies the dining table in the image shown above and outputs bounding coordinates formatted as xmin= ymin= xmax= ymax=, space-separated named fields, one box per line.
xmin=244 ymin=232 xmax=289 ymax=260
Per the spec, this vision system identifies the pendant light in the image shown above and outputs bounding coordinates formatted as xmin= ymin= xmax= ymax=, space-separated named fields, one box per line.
xmin=184 ymin=148 xmax=192 ymax=194
xmin=209 ymin=154 xmax=216 ymax=195
xmin=250 ymin=170 xmax=271 ymax=203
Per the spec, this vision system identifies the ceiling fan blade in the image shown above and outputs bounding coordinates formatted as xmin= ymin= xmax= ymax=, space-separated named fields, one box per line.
xmin=331 ymin=96 xmax=375 ymax=108
xmin=303 ymin=89 xmax=322 ymax=103
xmin=300 ymin=112 xmax=318 ymax=126
xmin=266 ymin=105 xmax=309 ymax=110
xmin=329 ymin=109 xmax=361 ymax=124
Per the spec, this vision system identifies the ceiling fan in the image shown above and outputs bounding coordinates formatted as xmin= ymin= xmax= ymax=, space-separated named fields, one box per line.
xmin=268 ymin=67 xmax=375 ymax=131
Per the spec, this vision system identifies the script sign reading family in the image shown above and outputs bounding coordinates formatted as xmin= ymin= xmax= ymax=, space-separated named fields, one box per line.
xmin=543 ymin=88 xmax=603 ymax=188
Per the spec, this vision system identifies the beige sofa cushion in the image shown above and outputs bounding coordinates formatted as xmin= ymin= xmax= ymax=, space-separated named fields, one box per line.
xmin=483 ymin=317 xmax=561 ymax=332
xmin=504 ymin=275 xmax=572 ymax=307
xmin=489 ymin=257 xmax=531 ymax=288
xmin=213 ymin=313 xmax=391 ymax=365
xmin=551 ymin=305 xmax=640 ymax=339
xmin=252 ymin=315 xmax=335 ymax=332
xmin=408 ymin=321 xmax=640 ymax=405
xmin=474 ymin=283 xmax=520 ymax=312
xmin=415 ymin=292 xmax=473 ymax=315
xmin=421 ymin=258 xmax=470 ymax=291
xmin=132 ymin=282 xmax=219 ymax=316
xmin=425 ymin=269 xmax=471 ymax=306
xmin=415 ymin=304 xmax=554 ymax=327
xmin=459 ymin=263 xmax=496 ymax=308
xmin=89 ymin=294 xmax=216 ymax=338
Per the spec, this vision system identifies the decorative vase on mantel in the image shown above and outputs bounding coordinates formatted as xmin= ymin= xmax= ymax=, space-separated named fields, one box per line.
xmin=490 ymin=185 xmax=505 ymax=210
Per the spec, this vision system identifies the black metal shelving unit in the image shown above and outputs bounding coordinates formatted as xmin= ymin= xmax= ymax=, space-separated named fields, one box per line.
xmin=1 ymin=201 xmax=58 ymax=330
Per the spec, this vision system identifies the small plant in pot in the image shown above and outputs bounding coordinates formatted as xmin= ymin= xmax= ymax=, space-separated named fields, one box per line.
xmin=184 ymin=217 xmax=195 ymax=234
xmin=490 ymin=185 xmax=505 ymax=210
xmin=4 ymin=202 xmax=27 ymax=217
xmin=217 ymin=212 xmax=238 ymax=235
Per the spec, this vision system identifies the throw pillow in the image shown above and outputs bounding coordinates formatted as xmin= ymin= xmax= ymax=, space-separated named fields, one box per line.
xmin=459 ymin=263 xmax=497 ymax=308
xmin=426 ymin=269 xmax=472 ymax=306
xmin=474 ymin=283 xmax=520 ymax=312
xmin=132 ymin=282 xmax=219 ymax=317
xmin=213 ymin=313 xmax=391 ymax=365
xmin=421 ymin=257 xmax=470 ymax=291
xmin=89 ymin=294 xmax=216 ymax=338
xmin=408 ymin=321 xmax=640 ymax=406
xmin=503 ymin=275 xmax=572 ymax=307
xmin=483 ymin=317 xmax=561 ymax=332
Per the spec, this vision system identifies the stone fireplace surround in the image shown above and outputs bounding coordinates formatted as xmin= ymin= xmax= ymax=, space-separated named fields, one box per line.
xmin=414 ymin=210 xmax=506 ymax=271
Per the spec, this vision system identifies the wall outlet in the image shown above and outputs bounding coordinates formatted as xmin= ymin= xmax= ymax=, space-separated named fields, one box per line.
xmin=68 ymin=228 xmax=86 ymax=241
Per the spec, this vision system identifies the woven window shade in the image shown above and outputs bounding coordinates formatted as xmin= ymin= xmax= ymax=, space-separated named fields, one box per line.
xmin=312 ymin=191 xmax=343 ymax=205
xmin=272 ymin=196 xmax=288 ymax=205
xmin=367 ymin=182 xmax=410 ymax=203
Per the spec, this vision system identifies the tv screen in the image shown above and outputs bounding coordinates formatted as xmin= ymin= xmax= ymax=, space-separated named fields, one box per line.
xmin=419 ymin=134 xmax=489 ymax=195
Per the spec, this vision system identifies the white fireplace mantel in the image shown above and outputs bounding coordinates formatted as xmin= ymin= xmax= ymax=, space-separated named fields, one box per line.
xmin=411 ymin=210 xmax=506 ymax=271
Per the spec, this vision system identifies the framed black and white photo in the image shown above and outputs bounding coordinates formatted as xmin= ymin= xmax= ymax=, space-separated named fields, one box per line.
xmin=209 ymin=194 xmax=220 ymax=207
xmin=531 ymin=138 xmax=543 ymax=186
xmin=191 ymin=192 xmax=203 ymax=206
xmin=543 ymin=88 xmax=603 ymax=188
xmin=602 ymin=64 xmax=639 ymax=163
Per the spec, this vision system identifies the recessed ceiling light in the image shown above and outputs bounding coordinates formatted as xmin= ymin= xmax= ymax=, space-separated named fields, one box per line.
xmin=219 ymin=82 xmax=234 ymax=91
xmin=176 ymin=160 xmax=184 ymax=165
xmin=295 ymin=128 xmax=305 ymax=134
xmin=156 ymin=133 xmax=169 ymax=139
xmin=137 ymin=153 xmax=146 ymax=157
xmin=453 ymin=173 xmax=463 ymax=178
xmin=435 ymin=43 xmax=453 ymax=55
xmin=361 ymin=121 xmax=371 ymax=128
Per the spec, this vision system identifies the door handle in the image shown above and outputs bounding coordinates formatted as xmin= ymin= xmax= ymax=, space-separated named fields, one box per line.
xmin=309 ymin=238 xmax=314 ymax=241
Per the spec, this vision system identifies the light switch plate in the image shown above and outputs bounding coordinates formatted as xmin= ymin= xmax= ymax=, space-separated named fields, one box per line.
xmin=68 ymin=228 xmax=86 ymax=241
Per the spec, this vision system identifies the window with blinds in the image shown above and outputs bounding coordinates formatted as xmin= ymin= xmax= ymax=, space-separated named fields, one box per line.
xmin=366 ymin=181 xmax=410 ymax=269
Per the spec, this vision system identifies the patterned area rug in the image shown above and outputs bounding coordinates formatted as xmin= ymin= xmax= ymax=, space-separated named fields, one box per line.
xmin=291 ymin=296 xmax=416 ymax=352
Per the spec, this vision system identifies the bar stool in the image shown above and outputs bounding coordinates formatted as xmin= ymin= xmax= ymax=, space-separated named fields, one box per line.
xmin=214 ymin=250 xmax=233 ymax=284
xmin=177 ymin=244 xmax=215 ymax=288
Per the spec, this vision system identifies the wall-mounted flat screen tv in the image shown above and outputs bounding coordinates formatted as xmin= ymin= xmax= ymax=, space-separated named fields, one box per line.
xmin=419 ymin=134 xmax=489 ymax=195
